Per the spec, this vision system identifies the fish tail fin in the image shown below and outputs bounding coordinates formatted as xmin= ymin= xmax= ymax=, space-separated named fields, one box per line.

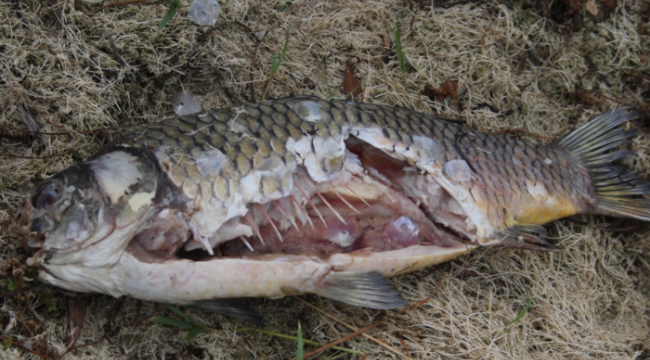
xmin=556 ymin=107 xmax=650 ymax=221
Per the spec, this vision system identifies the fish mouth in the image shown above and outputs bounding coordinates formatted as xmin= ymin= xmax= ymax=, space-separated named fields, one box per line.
xmin=126 ymin=137 xmax=478 ymax=268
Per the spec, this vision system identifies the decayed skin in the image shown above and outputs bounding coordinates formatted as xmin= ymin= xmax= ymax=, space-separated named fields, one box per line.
xmin=10 ymin=97 xmax=645 ymax=314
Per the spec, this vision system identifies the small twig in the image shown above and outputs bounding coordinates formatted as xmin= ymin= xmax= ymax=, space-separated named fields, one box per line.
xmin=293 ymin=276 xmax=446 ymax=360
xmin=521 ymin=37 xmax=570 ymax=91
xmin=10 ymin=88 xmax=72 ymax=133
xmin=293 ymin=319 xmax=384 ymax=359
xmin=0 ymin=138 xmax=81 ymax=160
xmin=107 ymin=34 xmax=128 ymax=67
xmin=93 ymin=0 xmax=156 ymax=14
xmin=399 ymin=337 xmax=412 ymax=360
xmin=625 ymin=86 xmax=649 ymax=111
xmin=293 ymin=297 xmax=405 ymax=359
xmin=0 ymin=334 xmax=49 ymax=359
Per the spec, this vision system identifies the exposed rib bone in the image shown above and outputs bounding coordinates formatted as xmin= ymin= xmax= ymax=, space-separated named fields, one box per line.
xmin=243 ymin=214 xmax=265 ymax=245
xmin=296 ymin=173 xmax=346 ymax=225
xmin=189 ymin=220 xmax=214 ymax=255
xmin=239 ymin=236 xmax=254 ymax=252
xmin=333 ymin=191 xmax=361 ymax=214
xmin=294 ymin=182 xmax=327 ymax=227
xmin=384 ymin=188 xmax=396 ymax=203
xmin=343 ymin=183 xmax=371 ymax=208
xmin=289 ymin=194 xmax=314 ymax=229
xmin=274 ymin=199 xmax=300 ymax=231
xmin=256 ymin=203 xmax=284 ymax=242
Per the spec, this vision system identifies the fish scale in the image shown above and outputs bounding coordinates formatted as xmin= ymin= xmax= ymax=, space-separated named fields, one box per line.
xmin=113 ymin=96 xmax=591 ymax=239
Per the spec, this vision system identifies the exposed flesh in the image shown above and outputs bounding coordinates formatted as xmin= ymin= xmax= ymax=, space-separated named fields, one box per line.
xmin=127 ymin=138 xmax=476 ymax=264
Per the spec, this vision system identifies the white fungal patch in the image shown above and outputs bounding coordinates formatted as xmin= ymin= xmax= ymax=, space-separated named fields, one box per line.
xmin=527 ymin=182 xmax=548 ymax=198
xmin=328 ymin=232 xmax=355 ymax=247
xmin=294 ymin=101 xmax=323 ymax=122
xmin=444 ymin=160 xmax=472 ymax=182
xmin=90 ymin=151 xmax=142 ymax=205
xmin=544 ymin=158 xmax=553 ymax=165
xmin=196 ymin=149 xmax=229 ymax=177
xmin=412 ymin=136 xmax=442 ymax=165
xmin=391 ymin=216 xmax=419 ymax=236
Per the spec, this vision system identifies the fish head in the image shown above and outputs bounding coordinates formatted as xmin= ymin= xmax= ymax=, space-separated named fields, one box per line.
xmin=12 ymin=164 xmax=110 ymax=252
xmin=11 ymin=148 xmax=168 ymax=272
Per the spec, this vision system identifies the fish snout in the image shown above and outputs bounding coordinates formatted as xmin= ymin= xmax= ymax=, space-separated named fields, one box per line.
xmin=10 ymin=179 xmax=65 ymax=248
xmin=30 ymin=179 xmax=64 ymax=210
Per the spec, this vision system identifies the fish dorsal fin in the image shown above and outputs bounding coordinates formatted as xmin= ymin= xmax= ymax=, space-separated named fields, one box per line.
xmin=315 ymin=271 xmax=408 ymax=309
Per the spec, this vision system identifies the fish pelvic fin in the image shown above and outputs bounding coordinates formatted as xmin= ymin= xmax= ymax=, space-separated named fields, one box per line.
xmin=315 ymin=271 xmax=408 ymax=309
xmin=556 ymin=107 xmax=650 ymax=221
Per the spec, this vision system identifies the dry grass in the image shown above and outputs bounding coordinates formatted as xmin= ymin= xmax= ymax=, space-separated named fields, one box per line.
xmin=1 ymin=0 xmax=649 ymax=359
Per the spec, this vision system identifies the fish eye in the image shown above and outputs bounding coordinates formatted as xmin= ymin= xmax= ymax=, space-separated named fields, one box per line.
xmin=33 ymin=182 xmax=61 ymax=209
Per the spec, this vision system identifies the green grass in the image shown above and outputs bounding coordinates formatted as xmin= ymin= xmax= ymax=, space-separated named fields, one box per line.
xmin=262 ymin=27 xmax=291 ymax=100
xmin=152 ymin=306 xmax=363 ymax=356
xmin=296 ymin=321 xmax=304 ymax=360
xmin=158 ymin=0 xmax=180 ymax=30
xmin=503 ymin=299 xmax=533 ymax=333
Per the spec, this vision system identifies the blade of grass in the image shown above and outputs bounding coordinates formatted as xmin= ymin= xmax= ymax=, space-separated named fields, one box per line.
xmin=395 ymin=24 xmax=405 ymax=73
xmin=504 ymin=299 xmax=533 ymax=332
xmin=262 ymin=27 xmax=291 ymax=100
xmin=158 ymin=0 xmax=179 ymax=30
xmin=296 ymin=321 xmax=304 ymax=360
xmin=236 ymin=328 xmax=363 ymax=356
xmin=153 ymin=308 xmax=361 ymax=355
xmin=152 ymin=316 xmax=195 ymax=329
xmin=186 ymin=327 xmax=203 ymax=341
xmin=168 ymin=306 xmax=193 ymax=322
xmin=270 ymin=27 xmax=290 ymax=75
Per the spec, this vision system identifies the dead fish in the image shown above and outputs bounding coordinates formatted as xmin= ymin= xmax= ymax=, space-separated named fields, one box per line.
xmin=10 ymin=96 xmax=650 ymax=323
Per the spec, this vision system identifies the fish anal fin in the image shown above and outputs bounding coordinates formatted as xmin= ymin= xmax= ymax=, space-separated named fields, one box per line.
xmin=495 ymin=224 xmax=559 ymax=252
xmin=189 ymin=298 xmax=266 ymax=325
xmin=315 ymin=271 xmax=408 ymax=309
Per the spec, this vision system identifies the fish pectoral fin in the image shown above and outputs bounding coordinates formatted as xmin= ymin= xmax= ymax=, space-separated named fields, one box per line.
xmin=315 ymin=271 xmax=408 ymax=309
xmin=189 ymin=299 xmax=266 ymax=325
xmin=495 ymin=224 xmax=559 ymax=252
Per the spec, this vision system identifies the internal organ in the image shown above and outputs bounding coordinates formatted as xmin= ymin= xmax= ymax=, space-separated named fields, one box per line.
xmin=220 ymin=186 xmax=464 ymax=258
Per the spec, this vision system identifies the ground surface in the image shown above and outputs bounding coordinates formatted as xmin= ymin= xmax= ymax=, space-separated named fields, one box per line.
xmin=1 ymin=0 xmax=650 ymax=359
